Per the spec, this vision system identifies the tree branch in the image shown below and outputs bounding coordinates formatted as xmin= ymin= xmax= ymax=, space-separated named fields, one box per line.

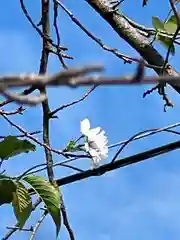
xmin=56 ymin=139 xmax=180 ymax=187
xmin=61 ymin=196 xmax=75 ymax=240
xmin=86 ymin=0 xmax=180 ymax=94
xmin=39 ymin=0 xmax=54 ymax=182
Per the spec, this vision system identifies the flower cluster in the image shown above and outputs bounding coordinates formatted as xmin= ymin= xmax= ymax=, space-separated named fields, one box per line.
xmin=80 ymin=118 xmax=108 ymax=168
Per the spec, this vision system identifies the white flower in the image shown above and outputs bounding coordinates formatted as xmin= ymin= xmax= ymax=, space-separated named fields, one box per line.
xmin=80 ymin=118 xmax=108 ymax=168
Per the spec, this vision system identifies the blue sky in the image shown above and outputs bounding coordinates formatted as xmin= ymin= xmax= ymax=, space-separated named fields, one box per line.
xmin=1 ymin=0 xmax=180 ymax=239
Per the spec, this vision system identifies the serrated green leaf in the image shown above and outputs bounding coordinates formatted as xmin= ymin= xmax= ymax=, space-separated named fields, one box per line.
xmin=0 ymin=136 xmax=36 ymax=160
xmin=164 ymin=15 xmax=177 ymax=33
xmin=157 ymin=35 xmax=175 ymax=55
xmin=12 ymin=181 xmax=32 ymax=228
xmin=152 ymin=16 xmax=165 ymax=31
xmin=0 ymin=175 xmax=16 ymax=205
xmin=23 ymin=176 xmax=61 ymax=236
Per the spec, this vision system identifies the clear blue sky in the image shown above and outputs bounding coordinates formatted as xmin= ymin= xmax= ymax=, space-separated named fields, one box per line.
xmin=1 ymin=0 xmax=180 ymax=239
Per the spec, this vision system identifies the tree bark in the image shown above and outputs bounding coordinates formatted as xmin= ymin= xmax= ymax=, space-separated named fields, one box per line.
xmin=87 ymin=0 xmax=180 ymax=94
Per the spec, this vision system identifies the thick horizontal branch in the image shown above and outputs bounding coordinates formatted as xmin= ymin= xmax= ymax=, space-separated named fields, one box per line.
xmin=55 ymin=139 xmax=180 ymax=187
xmin=3 ymin=64 xmax=180 ymax=88
xmin=28 ymin=130 xmax=180 ymax=194
xmin=2 ymin=63 xmax=180 ymax=105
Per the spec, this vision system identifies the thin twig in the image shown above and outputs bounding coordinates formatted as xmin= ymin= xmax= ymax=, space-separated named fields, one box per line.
xmin=0 ymin=0 xmax=70 ymax=109
xmin=57 ymin=0 xmax=162 ymax=70
xmin=6 ymin=227 xmax=33 ymax=232
xmin=0 ymin=130 xmax=41 ymax=139
xmin=109 ymin=122 xmax=180 ymax=149
xmin=163 ymin=0 xmax=180 ymax=67
xmin=3 ymin=198 xmax=42 ymax=240
xmin=49 ymin=85 xmax=97 ymax=117
xmin=19 ymin=161 xmax=84 ymax=179
xmin=26 ymin=121 xmax=180 ymax=175
xmin=28 ymin=122 xmax=180 ymax=194
xmin=19 ymin=0 xmax=67 ymax=52
xmin=0 ymin=107 xmax=25 ymax=116
xmin=111 ymin=127 xmax=180 ymax=163
xmin=14 ymin=121 xmax=180 ymax=177
xmin=155 ymin=0 xmax=180 ymax=109
xmin=22 ymin=157 xmax=87 ymax=176
xmin=61 ymin=196 xmax=75 ymax=240
xmin=1 ymin=114 xmax=80 ymax=158
xmin=52 ymin=0 xmax=68 ymax=69
xmin=29 ymin=211 xmax=48 ymax=240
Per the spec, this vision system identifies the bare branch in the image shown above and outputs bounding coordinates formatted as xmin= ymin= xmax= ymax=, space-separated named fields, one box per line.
xmin=56 ymin=139 xmax=180 ymax=187
xmin=3 ymin=63 xmax=180 ymax=90
xmin=0 ymin=107 xmax=25 ymax=116
xmin=19 ymin=0 xmax=67 ymax=52
xmin=1 ymin=90 xmax=47 ymax=106
xmin=0 ymin=130 xmax=41 ymax=139
xmin=61 ymin=197 xmax=75 ymax=240
xmin=29 ymin=211 xmax=48 ymax=240
xmin=1 ymin=114 xmax=68 ymax=158
xmin=3 ymin=198 xmax=42 ymax=240
xmin=57 ymin=1 xmax=162 ymax=69
xmin=52 ymin=0 xmax=68 ymax=69
xmin=86 ymin=0 xmax=180 ymax=95
xmin=49 ymin=85 xmax=97 ymax=117
xmin=109 ymin=122 xmax=180 ymax=149
xmin=2 ymin=62 xmax=180 ymax=106
xmin=26 ymin=139 xmax=180 ymax=196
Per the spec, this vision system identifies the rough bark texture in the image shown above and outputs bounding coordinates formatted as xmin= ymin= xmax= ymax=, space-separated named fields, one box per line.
xmin=87 ymin=0 xmax=180 ymax=94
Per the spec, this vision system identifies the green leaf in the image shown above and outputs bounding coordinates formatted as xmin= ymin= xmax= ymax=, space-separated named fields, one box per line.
xmin=23 ymin=176 xmax=61 ymax=236
xmin=0 ymin=136 xmax=36 ymax=160
xmin=12 ymin=181 xmax=32 ymax=228
xmin=157 ymin=35 xmax=175 ymax=55
xmin=65 ymin=140 xmax=76 ymax=152
xmin=152 ymin=16 xmax=165 ymax=31
xmin=0 ymin=175 xmax=16 ymax=205
xmin=164 ymin=15 xmax=177 ymax=33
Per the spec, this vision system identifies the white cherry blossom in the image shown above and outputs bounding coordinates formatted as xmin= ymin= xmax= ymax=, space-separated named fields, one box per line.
xmin=80 ymin=118 xmax=108 ymax=168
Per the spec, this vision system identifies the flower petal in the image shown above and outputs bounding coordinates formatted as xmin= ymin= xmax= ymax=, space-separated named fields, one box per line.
xmin=81 ymin=119 xmax=108 ymax=168
xmin=80 ymin=118 xmax=90 ymax=135
xmin=88 ymin=127 xmax=101 ymax=136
